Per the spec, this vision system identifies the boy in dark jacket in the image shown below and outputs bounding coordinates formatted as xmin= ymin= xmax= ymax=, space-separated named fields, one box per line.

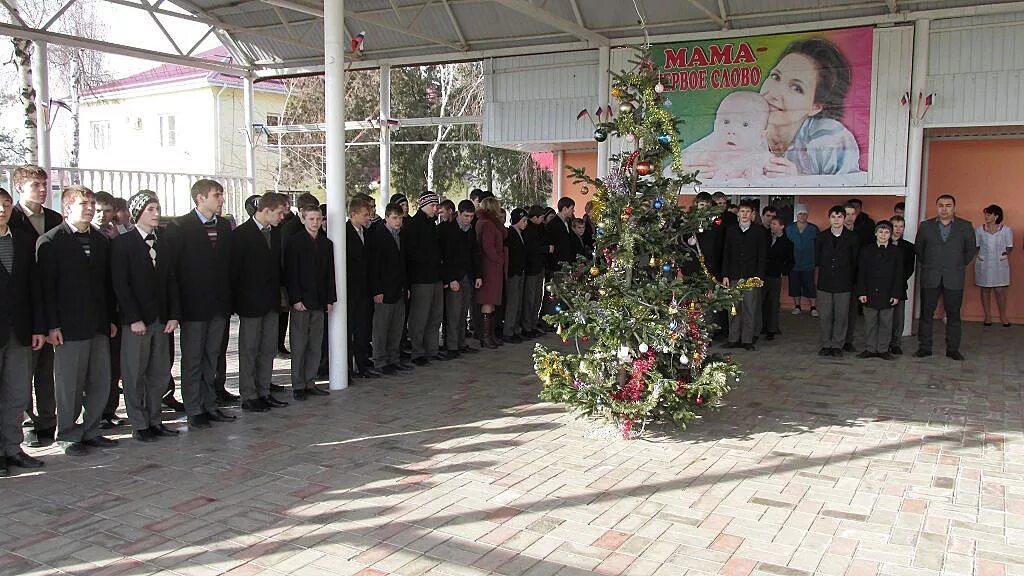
xmin=521 ymin=206 xmax=550 ymax=337
xmin=439 ymin=200 xmax=481 ymax=357
xmin=0 ymin=187 xmax=45 ymax=474
xmin=231 ymin=192 xmax=288 ymax=413
xmin=36 ymin=185 xmax=118 ymax=456
xmin=369 ymin=203 xmax=409 ymax=375
xmin=401 ymin=192 xmax=445 ymax=365
xmin=889 ymin=215 xmax=916 ymax=355
xmin=763 ymin=216 xmax=795 ymax=340
xmin=815 ymin=206 xmax=861 ymax=357
xmin=286 ymin=202 xmax=338 ymax=398
xmin=856 ymin=221 xmax=903 ymax=360
xmin=111 ymin=192 xmax=181 ymax=442
xmin=342 ymin=197 xmax=373 ymax=380
xmin=721 ymin=201 xmax=767 ymax=350
xmin=503 ymin=208 xmax=529 ymax=343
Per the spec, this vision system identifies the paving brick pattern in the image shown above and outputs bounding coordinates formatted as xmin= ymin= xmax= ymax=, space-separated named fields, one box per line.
xmin=1 ymin=315 xmax=1022 ymax=575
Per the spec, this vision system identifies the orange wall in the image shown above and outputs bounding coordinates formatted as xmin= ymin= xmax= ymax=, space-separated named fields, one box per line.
xmin=557 ymin=151 xmax=598 ymax=211
xmin=798 ymin=196 xmax=904 ymax=230
xmin=924 ymin=139 xmax=1024 ymax=323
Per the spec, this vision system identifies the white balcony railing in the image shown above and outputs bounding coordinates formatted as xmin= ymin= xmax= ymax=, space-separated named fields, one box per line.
xmin=0 ymin=166 xmax=252 ymax=220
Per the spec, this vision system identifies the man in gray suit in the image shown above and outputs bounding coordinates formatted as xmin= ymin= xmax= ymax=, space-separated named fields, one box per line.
xmin=914 ymin=194 xmax=977 ymax=360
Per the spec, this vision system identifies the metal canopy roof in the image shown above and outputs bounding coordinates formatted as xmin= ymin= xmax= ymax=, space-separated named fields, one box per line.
xmin=3 ymin=0 xmax=1024 ymax=79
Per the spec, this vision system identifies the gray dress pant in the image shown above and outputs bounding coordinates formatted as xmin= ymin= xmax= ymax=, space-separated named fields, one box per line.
xmin=728 ymin=284 xmax=761 ymax=344
xmin=54 ymin=335 xmax=111 ymax=444
xmin=444 ymin=276 xmax=473 ymax=352
xmin=238 ymin=311 xmax=279 ymax=401
xmin=891 ymin=300 xmax=906 ymax=348
xmin=503 ymin=274 xmax=525 ymax=337
xmin=290 ymin=309 xmax=324 ymax=390
xmin=1 ymin=331 xmax=31 ymax=456
xmin=408 ymin=283 xmax=443 ymax=360
xmin=863 ymin=307 xmax=894 ymax=353
xmin=373 ymin=301 xmax=405 ymax=367
xmin=919 ymin=282 xmax=964 ymax=353
xmin=180 ymin=317 xmax=226 ymax=417
xmin=120 ymin=321 xmax=170 ymax=431
xmin=521 ymin=274 xmax=543 ymax=332
xmin=23 ymin=343 xmax=55 ymax=433
xmin=845 ymin=293 xmax=859 ymax=345
xmin=817 ymin=291 xmax=850 ymax=349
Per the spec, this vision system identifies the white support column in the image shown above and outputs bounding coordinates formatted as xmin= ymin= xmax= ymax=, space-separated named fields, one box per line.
xmin=325 ymin=0 xmax=348 ymax=390
xmin=596 ymin=46 xmax=609 ymax=178
xmin=554 ymin=149 xmax=564 ymax=203
xmin=243 ymin=77 xmax=258 ymax=196
xmin=902 ymin=18 xmax=929 ymax=336
xmin=32 ymin=40 xmax=52 ymax=205
xmin=379 ymin=63 xmax=391 ymax=213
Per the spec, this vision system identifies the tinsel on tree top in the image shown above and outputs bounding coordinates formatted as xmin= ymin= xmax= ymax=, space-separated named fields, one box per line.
xmin=533 ymin=48 xmax=757 ymax=438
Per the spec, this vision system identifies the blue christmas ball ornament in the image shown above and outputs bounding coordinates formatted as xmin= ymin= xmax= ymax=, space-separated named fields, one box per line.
xmin=662 ymin=263 xmax=672 ymax=273
xmin=658 ymin=133 xmax=671 ymax=145
xmin=554 ymin=304 xmax=562 ymax=313
xmin=669 ymin=320 xmax=679 ymax=331
xmin=653 ymin=199 xmax=664 ymax=210
xmin=596 ymin=227 xmax=604 ymax=236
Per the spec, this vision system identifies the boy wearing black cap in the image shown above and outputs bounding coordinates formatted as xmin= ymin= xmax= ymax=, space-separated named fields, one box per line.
xmin=111 ymin=192 xmax=181 ymax=441
xmin=369 ymin=204 xmax=409 ymax=374
xmin=856 ymin=220 xmax=902 ymax=360
xmin=402 ymin=192 xmax=446 ymax=365
xmin=503 ymin=208 xmax=529 ymax=343
xmin=439 ymin=200 xmax=481 ymax=357
xmin=36 ymin=185 xmax=118 ymax=455
xmin=389 ymin=193 xmax=410 ymax=219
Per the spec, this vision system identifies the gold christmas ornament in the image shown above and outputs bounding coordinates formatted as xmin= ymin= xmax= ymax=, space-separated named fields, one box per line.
xmin=611 ymin=87 xmax=623 ymax=98
xmin=589 ymin=266 xmax=600 ymax=277
xmin=649 ymin=256 xmax=656 ymax=267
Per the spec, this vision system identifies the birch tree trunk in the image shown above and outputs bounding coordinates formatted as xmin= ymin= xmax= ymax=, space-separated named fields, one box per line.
xmin=70 ymin=59 xmax=82 ymax=169
xmin=13 ymin=38 xmax=37 ymax=163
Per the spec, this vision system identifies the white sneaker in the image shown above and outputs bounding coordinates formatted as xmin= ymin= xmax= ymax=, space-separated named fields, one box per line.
xmin=810 ymin=307 xmax=820 ymax=318
xmin=791 ymin=307 xmax=802 ymax=316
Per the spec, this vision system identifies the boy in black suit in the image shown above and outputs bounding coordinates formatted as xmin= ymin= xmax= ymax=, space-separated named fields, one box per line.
xmin=36 ymin=185 xmax=118 ymax=456
xmin=721 ymin=201 xmax=767 ymax=350
xmin=111 ymin=192 xmax=181 ymax=442
xmin=503 ymin=208 xmax=529 ymax=343
xmin=856 ymin=221 xmax=903 ymax=360
xmin=344 ymin=197 xmax=375 ymax=380
xmin=0 ymin=188 xmax=46 ymax=475
xmin=231 ymin=192 xmax=289 ymax=413
xmin=402 ymin=192 xmax=446 ymax=365
xmin=369 ymin=203 xmax=409 ymax=375
xmin=521 ymin=206 xmax=551 ymax=338
xmin=545 ymin=197 xmax=576 ymax=273
xmin=287 ymin=202 xmax=338 ymax=399
xmin=889 ymin=215 xmax=916 ymax=355
xmin=763 ymin=216 xmax=795 ymax=340
xmin=815 ymin=206 xmax=860 ymax=357
xmin=439 ymin=200 xmax=481 ymax=357
xmin=8 ymin=165 xmax=61 ymax=448
xmin=162 ymin=179 xmax=236 ymax=430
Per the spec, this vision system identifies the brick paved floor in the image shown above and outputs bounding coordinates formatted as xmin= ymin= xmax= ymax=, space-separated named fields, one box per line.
xmin=2 ymin=314 xmax=1022 ymax=576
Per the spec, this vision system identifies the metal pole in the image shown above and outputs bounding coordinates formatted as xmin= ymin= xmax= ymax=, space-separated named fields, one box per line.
xmin=379 ymin=63 xmax=391 ymax=214
xmin=32 ymin=40 xmax=52 ymax=206
xmin=903 ymin=18 xmax=929 ymax=336
xmin=325 ymin=0 xmax=348 ymax=390
xmin=596 ymin=46 xmax=610 ymax=178
xmin=554 ymin=149 xmax=564 ymax=202
xmin=243 ymin=77 xmax=258 ymax=196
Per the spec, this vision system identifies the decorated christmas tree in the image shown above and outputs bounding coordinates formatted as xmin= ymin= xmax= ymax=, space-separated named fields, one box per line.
xmin=534 ymin=49 xmax=757 ymax=438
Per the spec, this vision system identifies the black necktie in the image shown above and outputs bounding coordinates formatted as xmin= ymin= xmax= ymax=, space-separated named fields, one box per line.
xmin=145 ymin=233 xmax=157 ymax=267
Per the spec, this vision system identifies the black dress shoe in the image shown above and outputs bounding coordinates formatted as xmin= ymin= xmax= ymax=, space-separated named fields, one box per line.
xmin=856 ymin=351 xmax=874 ymax=359
xmin=207 ymin=409 xmax=237 ymax=422
xmin=743 ymin=343 xmax=756 ymax=351
xmin=242 ymin=399 xmax=269 ymax=413
xmin=433 ymin=353 xmax=453 ymax=362
xmin=842 ymin=343 xmax=857 ymax=352
xmin=0 ymin=463 xmax=7 ymax=476
xmin=7 ymin=452 xmax=44 ymax=469
xmin=263 ymin=396 xmax=289 ymax=408
xmin=502 ymin=335 xmax=523 ymax=344
xmin=307 ymin=386 xmax=330 ymax=396
xmin=878 ymin=352 xmax=895 ymax=360
xmin=460 ymin=346 xmax=479 ymax=354
xmin=890 ymin=345 xmax=903 ymax=355
xmin=132 ymin=429 xmax=158 ymax=443
xmin=293 ymin=389 xmax=308 ymax=401
xmin=25 ymin=429 xmax=55 ymax=448
xmin=64 ymin=442 xmax=88 ymax=456
xmin=914 ymin=349 xmax=932 ymax=358
xmin=818 ymin=347 xmax=831 ymax=356
xmin=382 ymin=364 xmax=398 ymax=375
xmin=765 ymin=333 xmax=775 ymax=341
xmin=411 ymin=357 xmax=430 ymax=366
xmin=269 ymin=384 xmax=287 ymax=393
xmin=163 ymin=397 xmax=186 ymax=412
xmin=215 ymin=390 xmax=240 ymax=405
xmin=830 ymin=348 xmax=843 ymax=357
xmin=358 ymin=368 xmax=383 ymax=378
xmin=150 ymin=424 xmax=180 ymax=437
xmin=83 ymin=435 xmax=118 ymax=448
xmin=724 ymin=342 xmax=744 ymax=349
xmin=397 ymin=362 xmax=415 ymax=371
xmin=444 ymin=350 xmax=461 ymax=359
xmin=188 ymin=414 xmax=211 ymax=429
xmin=100 ymin=416 xmax=126 ymax=429
xmin=946 ymin=351 xmax=965 ymax=361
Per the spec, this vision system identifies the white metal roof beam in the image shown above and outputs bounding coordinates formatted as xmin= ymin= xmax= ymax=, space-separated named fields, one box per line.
xmin=885 ymin=0 xmax=899 ymax=14
xmin=717 ymin=0 xmax=729 ymax=27
xmin=686 ymin=0 xmax=725 ymax=27
xmin=567 ymin=0 xmax=584 ymax=27
xmin=440 ymin=0 xmax=468 ymax=50
xmin=0 ymin=0 xmax=25 ymax=25
xmin=489 ymin=0 xmax=608 ymax=45
xmin=41 ymin=0 xmax=79 ymax=31
xmin=0 ymin=20 xmax=250 ymax=76
xmin=186 ymin=25 xmax=217 ymax=55
xmin=140 ymin=0 xmax=187 ymax=55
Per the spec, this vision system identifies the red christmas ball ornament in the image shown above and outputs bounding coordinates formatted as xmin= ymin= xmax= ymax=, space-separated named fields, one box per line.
xmin=636 ymin=161 xmax=654 ymax=176
xmin=695 ymin=396 xmax=704 ymax=405
xmin=581 ymin=336 xmax=590 ymax=344
xmin=624 ymin=206 xmax=634 ymax=215
xmin=714 ymin=217 xmax=722 ymax=226
xmin=561 ymin=338 xmax=569 ymax=345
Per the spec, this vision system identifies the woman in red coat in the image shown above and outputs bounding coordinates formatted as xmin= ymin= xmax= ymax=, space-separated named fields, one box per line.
xmin=475 ymin=197 xmax=506 ymax=349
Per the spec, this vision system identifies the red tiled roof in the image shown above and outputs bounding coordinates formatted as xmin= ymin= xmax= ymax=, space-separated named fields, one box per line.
xmin=86 ymin=47 xmax=284 ymax=96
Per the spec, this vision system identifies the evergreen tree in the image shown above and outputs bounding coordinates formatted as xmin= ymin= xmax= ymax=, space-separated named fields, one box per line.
xmin=534 ymin=50 xmax=757 ymax=437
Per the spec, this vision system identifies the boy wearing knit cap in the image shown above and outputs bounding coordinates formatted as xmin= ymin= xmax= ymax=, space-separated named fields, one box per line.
xmin=401 ymin=192 xmax=447 ymax=365
xmin=855 ymin=220 xmax=903 ymax=359
xmin=503 ymin=208 xmax=529 ymax=343
xmin=111 ymin=192 xmax=181 ymax=441
xmin=389 ymin=193 xmax=410 ymax=218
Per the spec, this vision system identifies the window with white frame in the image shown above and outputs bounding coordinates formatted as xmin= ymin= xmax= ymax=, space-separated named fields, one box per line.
xmin=159 ymin=114 xmax=177 ymax=147
xmin=91 ymin=121 xmax=110 ymax=150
